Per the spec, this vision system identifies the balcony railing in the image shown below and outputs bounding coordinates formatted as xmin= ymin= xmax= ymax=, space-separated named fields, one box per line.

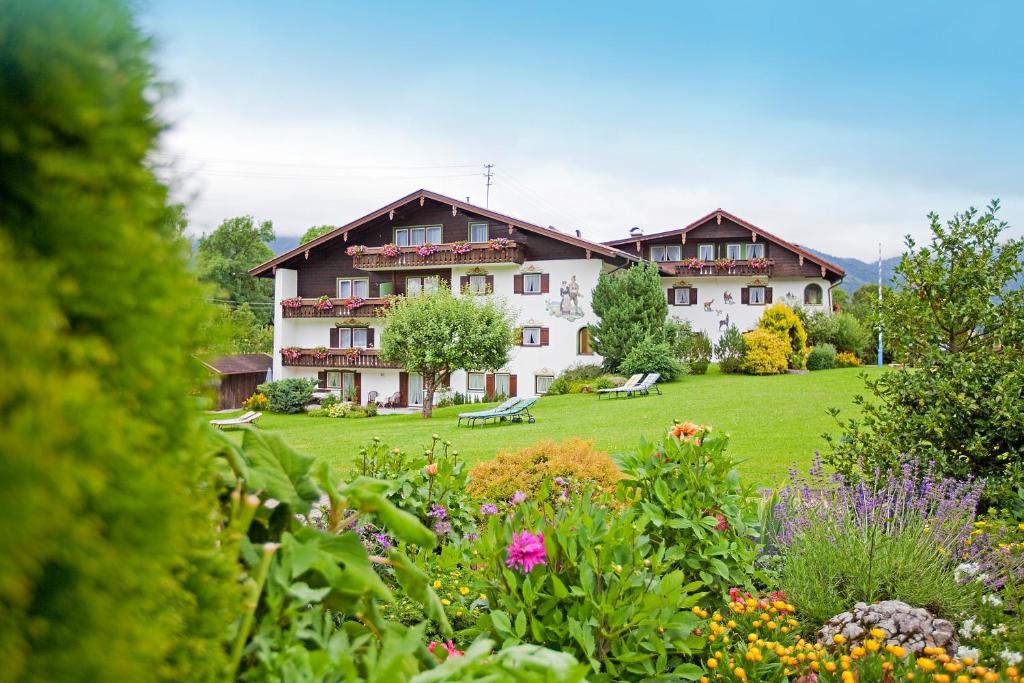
xmin=281 ymin=297 xmax=390 ymax=318
xmin=280 ymin=348 xmax=401 ymax=369
xmin=673 ymin=260 xmax=774 ymax=277
xmin=352 ymin=242 xmax=524 ymax=270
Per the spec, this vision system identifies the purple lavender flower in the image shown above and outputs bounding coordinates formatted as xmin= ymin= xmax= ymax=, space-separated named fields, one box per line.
xmin=372 ymin=532 xmax=393 ymax=550
xmin=479 ymin=503 xmax=499 ymax=515
xmin=433 ymin=520 xmax=452 ymax=535
xmin=428 ymin=504 xmax=447 ymax=520
xmin=510 ymin=491 xmax=527 ymax=506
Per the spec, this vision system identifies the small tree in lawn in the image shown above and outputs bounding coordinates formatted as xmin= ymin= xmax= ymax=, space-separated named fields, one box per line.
xmin=589 ymin=262 xmax=670 ymax=371
xmin=380 ymin=284 xmax=516 ymax=417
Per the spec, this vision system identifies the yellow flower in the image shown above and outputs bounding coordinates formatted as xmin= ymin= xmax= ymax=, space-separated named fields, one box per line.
xmin=433 ymin=580 xmax=442 ymax=589
xmin=1018 ymin=522 xmax=1024 ymax=531
xmin=479 ymin=593 xmax=487 ymax=600
xmin=707 ymin=658 xmax=718 ymax=669
xmin=833 ymin=634 xmax=847 ymax=645
xmin=459 ymin=586 xmax=470 ymax=595
xmin=870 ymin=628 xmax=886 ymax=639
xmin=865 ymin=639 xmax=880 ymax=652
xmin=733 ymin=667 xmax=747 ymax=680
xmin=917 ymin=657 xmax=936 ymax=672
xmin=441 ymin=598 xmax=450 ymax=606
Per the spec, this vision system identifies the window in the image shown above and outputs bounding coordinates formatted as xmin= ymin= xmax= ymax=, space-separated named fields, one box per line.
xmin=577 ymin=327 xmax=592 ymax=355
xmin=469 ymin=222 xmax=489 ymax=243
xmin=650 ymin=245 xmax=682 ymax=262
xmin=522 ymin=327 xmax=541 ymax=346
xmin=326 ymin=371 xmax=342 ymax=389
xmin=726 ymin=244 xmax=741 ymax=260
xmin=335 ymin=327 xmax=370 ymax=348
xmin=674 ymin=288 xmax=691 ymax=305
xmin=395 ymin=225 xmax=442 ymax=246
xmin=804 ymin=283 xmax=823 ymax=305
xmin=698 ymin=244 xmax=715 ymax=260
xmin=467 ymin=372 xmax=485 ymax=392
xmin=749 ymin=286 xmax=766 ymax=305
xmin=406 ymin=275 xmax=440 ymax=295
xmin=342 ymin=372 xmax=356 ymax=400
xmin=493 ymin=373 xmax=510 ymax=397
xmin=523 ymin=272 xmax=542 ymax=294
xmin=535 ymin=375 xmax=555 ymax=394
xmin=468 ymin=274 xmax=489 ymax=294
xmin=337 ymin=278 xmax=369 ymax=298
xmin=746 ymin=243 xmax=765 ymax=259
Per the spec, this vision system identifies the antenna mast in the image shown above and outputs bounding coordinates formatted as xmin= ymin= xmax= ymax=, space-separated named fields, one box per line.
xmin=483 ymin=163 xmax=494 ymax=208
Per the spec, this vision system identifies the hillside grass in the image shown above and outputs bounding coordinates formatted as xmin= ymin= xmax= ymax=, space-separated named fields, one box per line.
xmin=228 ymin=365 xmax=883 ymax=486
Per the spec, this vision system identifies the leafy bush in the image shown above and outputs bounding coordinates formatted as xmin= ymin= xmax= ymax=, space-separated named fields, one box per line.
xmin=739 ymin=329 xmax=790 ymax=375
xmin=835 ymin=351 xmax=862 ymax=367
xmin=757 ymin=303 xmax=808 ymax=368
xmin=670 ymin=321 xmax=712 ymax=375
xmin=0 ymin=2 xmax=234 ymax=679
xmin=352 ymin=436 xmax=476 ymax=541
xmin=467 ymin=438 xmax=623 ymax=503
xmin=619 ymin=336 xmax=682 ymax=381
xmin=546 ymin=368 xmax=618 ymax=395
xmin=806 ymin=343 xmax=837 ymax=370
xmin=715 ymin=324 xmax=745 ymax=374
xmin=243 ymin=392 xmax=269 ymax=411
xmin=769 ymin=460 xmax=981 ymax=627
xmin=616 ymin=423 xmax=761 ymax=600
xmin=326 ymin=401 xmax=354 ymax=418
xmin=805 ymin=310 xmax=870 ymax=355
xmin=257 ymin=378 xmax=317 ymax=413
xmin=470 ymin=485 xmax=706 ymax=681
xmin=556 ymin=363 xmax=606 ymax=382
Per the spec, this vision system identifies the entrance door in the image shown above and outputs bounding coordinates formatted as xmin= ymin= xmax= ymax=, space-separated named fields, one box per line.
xmin=408 ymin=372 xmax=424 ymax=406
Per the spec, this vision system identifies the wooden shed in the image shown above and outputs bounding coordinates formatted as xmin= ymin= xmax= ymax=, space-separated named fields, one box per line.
xmin=203 ymin=354 xmax=273 ymax=410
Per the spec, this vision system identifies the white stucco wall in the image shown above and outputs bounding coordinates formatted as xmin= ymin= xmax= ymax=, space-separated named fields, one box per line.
xmin=662 ymin=276 xmax=833 ymax=345
xmin=272 ymin=268 xmax=297 ymax=379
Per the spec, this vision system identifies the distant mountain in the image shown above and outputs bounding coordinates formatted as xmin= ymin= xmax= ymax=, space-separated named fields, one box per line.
xmin=270 ymin=236 xmax=299 ymax=255
xmin=802 ymin=247 xmax=900 ymax=294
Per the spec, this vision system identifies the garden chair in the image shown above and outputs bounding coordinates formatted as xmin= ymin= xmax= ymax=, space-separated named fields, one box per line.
xmin=464 ymin=397 xmax=538 ymax=428
xmin=624 ymin=373 xmax=662 ymax=397
xmin=209 ymin=411 xmax=262 ymax=429
xmin=457 ymin=397 xmax=520 ymax=427
xmin=596 ymin=373 xmax=643 ymax=399
xmin=382 ymin=392 xmax=401 ymax=408
xmin=366 ymin=390 xmax=379 ymax=406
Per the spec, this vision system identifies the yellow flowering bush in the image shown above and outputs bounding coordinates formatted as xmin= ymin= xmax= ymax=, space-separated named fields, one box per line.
xmin=695 ymin=593 xmax=1023 ymax=682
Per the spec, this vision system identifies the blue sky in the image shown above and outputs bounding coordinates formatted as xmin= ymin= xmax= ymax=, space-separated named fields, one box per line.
xmin=143 ymin=1 xmax=1024 ymax=260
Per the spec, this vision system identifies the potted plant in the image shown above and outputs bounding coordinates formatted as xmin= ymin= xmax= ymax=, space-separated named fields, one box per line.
xmin=311 ymin=346 xmax=329 ymax=360
xmin=416 ymin=243 xmax=438 ymax=257
xmin=281 ymin=296 xmax=304 ymax=308
xmin=451 ymin=240 xmax=472 ymax=254
xmin=281 ymin=346 xmax=303 ymax=361
xmin=341 ymin=296 xmax=365 ymax=312
xmin=313 ymin=295 xmax=334 ymax=311
xmin=488 ymin=237 xmax=513 ymax=250
xmin=345 ymin=244 xmax=367 ymax=256
xmin=680 ymin=257 xmax=705 ymax=270
xmin=381 ymin=243 xmax=400 ymax=257
xmin=748 ymin=257 xmax=773 ymax=271
xmin=713 ymin=258 xmax=736 ymax=272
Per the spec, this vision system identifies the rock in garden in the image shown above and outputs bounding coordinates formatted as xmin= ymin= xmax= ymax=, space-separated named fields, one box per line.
xmin=816 ymin=600 xmax=959 ymax=656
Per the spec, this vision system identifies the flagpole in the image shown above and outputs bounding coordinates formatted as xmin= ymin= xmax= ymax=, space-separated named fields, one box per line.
xmin=877 ymin=242 xmax=883 ymax=368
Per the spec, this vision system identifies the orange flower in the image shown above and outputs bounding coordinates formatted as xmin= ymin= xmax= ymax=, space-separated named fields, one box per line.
xmin=672 ymin=422 xmax=701 ymax=439
xmin=425 ymin=462 xmax=438 ymax=476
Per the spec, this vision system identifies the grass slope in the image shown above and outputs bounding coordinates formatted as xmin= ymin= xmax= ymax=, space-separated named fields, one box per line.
xmin=235 ymin=365 xmax=882 ymax=486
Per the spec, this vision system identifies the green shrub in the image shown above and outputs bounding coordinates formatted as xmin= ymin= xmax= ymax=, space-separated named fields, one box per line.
xmin=715 ymin=324 xmax=745 ymax=374
xmin=243 ymin=392 xmax=269 ymax=411
xmin=0 ymin=2 xmax=235 ymax=679
xmin=619 ymin=336 xmax=682 ymax=380
xmin=257 ymin=378 xmax=317 ymax=413
xmin=470 ymin=485 xmax=705 ymax=681
xmin=806 ymin=343 xmax=837 ymax=370
xmin=467 ymin=438 xmax=623 ymax=503
xmin=740 ymin=329 xmax=790 ymax=375
xmin=835 ymin=351 xmax=862 ymax=367
xmin=556 ymin=363 xmax=606 ymax=382
xmin=567 ymin=377 xmax=614 ymax=393
xmin=757 ymin=303 xmax=808 ymax=368
xmin=805 ymin=311 xmax=870 ymax=355
xmin=615 ymin=422 xmax=760 ymax=600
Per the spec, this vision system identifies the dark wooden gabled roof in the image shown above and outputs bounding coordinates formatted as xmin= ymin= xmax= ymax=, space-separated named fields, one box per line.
xmin=604 ymin=208 xmax=845 ymax=278
xmin=249 ymin=189 xmax=639 ymax=277
xmin=201 ymin=353 xmax=273 ymax=375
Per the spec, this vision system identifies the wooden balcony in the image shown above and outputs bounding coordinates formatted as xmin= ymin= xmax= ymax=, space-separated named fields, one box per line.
xmin=281 ymin=297 xmax=390 ymax=318
xmin=673 ymin=260 xmax=774 ymax=277
xmin=280 ymin=348 xmax=402 ymax=369
xmin=352 ymin=242 xmax=524 ymax=270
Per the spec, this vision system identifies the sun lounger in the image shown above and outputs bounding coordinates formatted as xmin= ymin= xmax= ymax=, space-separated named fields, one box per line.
xmin=457 ymin=397 xmax=520 ymax=426
xmin=597 ymin=373 xmax=643 ymax=399
xmin=623 ymin=372 xmax=662 ymax=397
xmin=459 ymin=397 xmax=538 ymax=427
xmin=210 ymin=411 xmax=262 ymax=428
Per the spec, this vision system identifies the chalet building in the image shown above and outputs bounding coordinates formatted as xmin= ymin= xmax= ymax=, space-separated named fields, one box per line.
xmin=249 ymin=189 xmax=638 ymax=407
xmin=605 ymin=209 xmax=845 ymax=345
xmin=249 ymin=191 xmax=844 ymax=405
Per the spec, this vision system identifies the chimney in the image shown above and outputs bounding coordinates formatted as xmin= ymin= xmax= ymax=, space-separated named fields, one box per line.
xmin=575 ymin=229 xmax=582 ymax=237
xmin=629 ymin=226 xmax=644 ymax=237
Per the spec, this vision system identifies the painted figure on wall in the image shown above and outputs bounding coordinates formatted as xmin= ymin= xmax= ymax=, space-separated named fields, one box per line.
xmin=723 ymin=291 xmax=735 ymax=304
xmin=547 ymin=275 xmax=585 ymax=321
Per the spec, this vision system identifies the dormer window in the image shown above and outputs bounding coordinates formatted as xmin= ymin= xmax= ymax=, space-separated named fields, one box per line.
xmin=650 ymin=245 xmax=682 ymax=262
xmin=469 ymin=222 xmax=489 ymax=243
xmin=698 ymin=244 xmax=715 ymax=260
xmin=746 ymin=243 xmax=765 ymax=259
xmin=395 ymin=225 xmax=442 ymax=246
xmin=726 ymin=244 xmax=742 ymax=260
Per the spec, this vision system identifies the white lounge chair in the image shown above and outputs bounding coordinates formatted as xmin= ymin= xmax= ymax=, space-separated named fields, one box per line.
xmin=623 ymin=373 xmax=662 ymax=397
xmin=210 ymin=411 xmax=262 ymax=428
xmin=597 ymin=373 xmax=643 ymax=399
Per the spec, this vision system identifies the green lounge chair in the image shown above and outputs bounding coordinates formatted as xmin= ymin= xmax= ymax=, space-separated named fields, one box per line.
xmin=457 ymin=397 xmax=519 ymax=427
xmin=461 ymin=397 xmax=538 ymax=427
xmin=597 ymin=373 xmax=643 ymax=399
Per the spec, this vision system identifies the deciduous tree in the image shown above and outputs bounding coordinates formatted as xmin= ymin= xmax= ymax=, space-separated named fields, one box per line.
xmin=299 ymin=224 xmax=335 ymax=244
xmin=196 ymin=215 xmax=275 ymax=322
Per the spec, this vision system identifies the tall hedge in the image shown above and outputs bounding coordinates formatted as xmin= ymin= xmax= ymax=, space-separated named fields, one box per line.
xmin=0 ymin=1 xmax=233 ymax=680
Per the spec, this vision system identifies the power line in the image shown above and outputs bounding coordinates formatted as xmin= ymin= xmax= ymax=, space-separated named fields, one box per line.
xmin=151 ymin=152 xmax=479 ymax=172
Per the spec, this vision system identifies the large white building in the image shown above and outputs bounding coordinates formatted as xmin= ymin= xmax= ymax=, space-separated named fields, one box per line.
xmin=250 ymin=190 xmax=844 ymax=405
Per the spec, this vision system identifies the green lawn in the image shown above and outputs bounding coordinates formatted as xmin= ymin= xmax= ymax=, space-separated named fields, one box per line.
xmin=233 ymin=365 xmax=882 ymax=486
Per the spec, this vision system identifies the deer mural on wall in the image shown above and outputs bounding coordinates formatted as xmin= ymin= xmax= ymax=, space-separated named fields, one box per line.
xmin=719 ymin=314 xmax=730 ymax=331
xmin=723 ymin=291 xmax=735 ymax=304
xmin=703 ymin=299 xmax=714 ymax=312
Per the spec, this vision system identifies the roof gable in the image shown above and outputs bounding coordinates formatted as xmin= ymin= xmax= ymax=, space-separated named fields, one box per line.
xmin=605 ymin=208 xmax=845 ymax=278
xmin=250 ymin=189 xmax=637 ymax=276
xmin=202 ymin=353 xmax=273 ymax=375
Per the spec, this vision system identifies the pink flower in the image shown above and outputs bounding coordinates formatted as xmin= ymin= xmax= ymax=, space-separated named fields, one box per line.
xmin=509 ymin=491 xmax=527 ymax=505
xmin=506 ymin=530 xmax=547 ymax=573
xmin=428 ymin=640 xmax=464 ymax=659
xmin=424 ymin=462 xmax=438 ymax=476
xmin=714 ymin=514 xmax=728 ymax=532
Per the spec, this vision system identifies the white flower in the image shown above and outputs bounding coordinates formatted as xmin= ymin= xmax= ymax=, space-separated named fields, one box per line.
xmin=1001 ymin=649 xmax=1023 ymax=666
xmin=960 ymin=618 xmax=984 ymax=638
xmin=955 ymin=562 xmax=980 ymax=581
xmin=982 ymin=594 xmax=1004 ymax=607
xmin=992 ymin=624 xmax=1008 ymax=636
xmin=957 ymin=646 xmax=980 ymax=661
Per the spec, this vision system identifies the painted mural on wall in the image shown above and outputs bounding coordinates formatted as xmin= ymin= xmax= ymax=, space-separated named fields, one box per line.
xmin=546 ymin=275 xmax=585 ymax=321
